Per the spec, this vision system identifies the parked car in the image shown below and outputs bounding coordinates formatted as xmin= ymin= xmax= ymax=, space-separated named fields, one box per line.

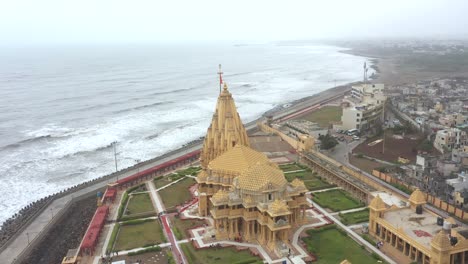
xmin=352 ymin=135 xmax=360 ymax=140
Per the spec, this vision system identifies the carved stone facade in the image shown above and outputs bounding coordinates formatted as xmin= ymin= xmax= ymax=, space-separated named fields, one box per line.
xmin=197 ymin=83 xmax=308 ymax=253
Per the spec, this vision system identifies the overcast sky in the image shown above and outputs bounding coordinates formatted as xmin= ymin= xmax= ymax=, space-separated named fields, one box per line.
xmin=1 ymin=0 xmax=468 ymax=45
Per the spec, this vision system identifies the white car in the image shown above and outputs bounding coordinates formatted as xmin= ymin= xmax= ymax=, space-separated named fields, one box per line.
xmin=353 ymin=136 xmax=360 ymax=140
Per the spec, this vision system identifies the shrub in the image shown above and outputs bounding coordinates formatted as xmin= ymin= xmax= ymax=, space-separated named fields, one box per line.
xmin=117 ymin=192 xmax=129 ymax=220
xmin=120 ymin=218 xmax=155 ymax=226
xmin=106 ymin=223 xmax=120 ymax=253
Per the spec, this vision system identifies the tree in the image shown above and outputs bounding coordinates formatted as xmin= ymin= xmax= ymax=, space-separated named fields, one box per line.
xmin=319 ymin=134 xmax=338 ymax=150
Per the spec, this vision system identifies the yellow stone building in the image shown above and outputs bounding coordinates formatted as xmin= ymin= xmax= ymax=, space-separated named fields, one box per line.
xmin=197 ymin=83 xmax=308 ymax=253
xmin=369 ymin=189 xmax=468 ymax=264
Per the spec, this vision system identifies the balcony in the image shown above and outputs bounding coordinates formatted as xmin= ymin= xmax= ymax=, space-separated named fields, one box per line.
xmin=243 ymin=210 xmax=257 ymax=221
xmin=229 ymin=208 xmax=243 ymax=218
xmin=267 ymin=218 xmax=291 ymax=230
xmin=211 ymin=208 xmax=229 ymax=219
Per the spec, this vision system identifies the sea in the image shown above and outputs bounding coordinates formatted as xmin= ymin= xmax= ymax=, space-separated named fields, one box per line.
xmin=0 ymin=43 xmax=371 ymax=224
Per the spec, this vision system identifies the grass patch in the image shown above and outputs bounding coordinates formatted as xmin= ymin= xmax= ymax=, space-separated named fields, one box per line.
xmin=303 ymin=226 xmax=379 ymax=264
xmin=312 ymin=189 xmax=364 ymax=212
xmin=339 ymin=208 xmax=369 ymax=225
xmin=181 ymin=243 xmax=261 ymax=264
xmin=171 ymin=217 xmax=206 ymax=239
xmin=114 ymin=220 xmax=165 ymax=251
xmin=159 ymin=177 xmax=196 ymax=209
xmin=297 ymin=105 xmax=342 ymax=128
xmin=125 ymin=193 xmax=155 ymax=216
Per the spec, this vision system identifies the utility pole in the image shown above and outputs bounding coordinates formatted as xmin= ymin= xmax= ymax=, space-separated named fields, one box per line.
xmin=112 ymin=142 xmax=118 ymax=172
xmin=382 ymin=100 xmax=386 ymax=154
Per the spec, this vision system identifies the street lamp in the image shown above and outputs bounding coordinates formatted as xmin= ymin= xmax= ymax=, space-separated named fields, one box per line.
xmin=134 ymin=159 xmax=141 ymax=174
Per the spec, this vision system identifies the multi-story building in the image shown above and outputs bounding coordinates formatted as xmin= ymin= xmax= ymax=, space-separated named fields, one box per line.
xmin=446 ymin=171 xmax=468 ymax=206
xmin=196 ymin=83 xmax=308 ymax=253
xmin=439 ymin=113 xmax=467 ymax=127
xmin=434 ymin=128 xmax=467 ymax=153
xmin=340 ymin=83 xmax=386 ymax=132
xmin=369 ymin=190 xmax=468 ymax=264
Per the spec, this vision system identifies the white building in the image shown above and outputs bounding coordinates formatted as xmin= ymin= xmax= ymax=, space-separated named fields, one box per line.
xmin=341 ymin=83 xmax=386 ymax=132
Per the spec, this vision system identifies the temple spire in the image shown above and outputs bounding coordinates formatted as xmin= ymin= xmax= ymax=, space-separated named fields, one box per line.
xmin=200 ymin=67 xmax=249 ymax=168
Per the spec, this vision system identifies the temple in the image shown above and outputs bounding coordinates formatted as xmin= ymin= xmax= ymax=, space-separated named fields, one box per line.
xmin=196 ymin=78 xmax=308 ymax=251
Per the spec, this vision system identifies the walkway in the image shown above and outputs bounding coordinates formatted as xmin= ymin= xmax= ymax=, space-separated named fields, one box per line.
xmin=330 ymin=206 xmax=368 ymax=216
xmin=146 ymin=181 xmax=187 ymax=264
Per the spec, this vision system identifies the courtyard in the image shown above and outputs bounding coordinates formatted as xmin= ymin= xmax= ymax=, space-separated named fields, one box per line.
xmin=181 ymin=243 xmax=262 ymax=264
xmin=158 ymin=177 xmax=196 ymax=209
xmin=113 ymin=220 xmax=165 ymax=251
xmin=294 ymin=105 xmax=342 ymax=128
xmin=302 ymin=226 xmax=382 ymax=264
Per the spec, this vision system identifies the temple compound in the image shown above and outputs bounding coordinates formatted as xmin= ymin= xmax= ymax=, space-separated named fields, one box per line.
xmin=369 ymin=189 xmax=468 ymax=264
xmin=196 ymin=83 xmax=308 ymax=252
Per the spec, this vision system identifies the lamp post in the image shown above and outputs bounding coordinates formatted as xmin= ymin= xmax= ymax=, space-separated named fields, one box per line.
xmin=134 ymin=159 xmax=141 ymax=174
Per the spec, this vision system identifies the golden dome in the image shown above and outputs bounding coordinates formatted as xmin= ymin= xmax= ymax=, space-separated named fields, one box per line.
xmin=340 ymin=260 xmax=352 ymax=264
xmin=291 ymin=178 xmax=307 ymax=190
xmin=208 ymin=145 xmax=270 ymax=173
xmin=211 ymin=189 xmax=229 ymax=204
xmin=431 ymin=230 xmax=452 ymax=249
xmin=409 ymin=189 xmax=426 ymax=205
xmin=268 ymin=199 xmax=290 ymax=216
xmin=238 ymin=162 xmax=287 ymax=192
xmin=242 ymin=195 xmax=255 ymax=206
xmin=369 ymin=195 xmax=386 ymax=211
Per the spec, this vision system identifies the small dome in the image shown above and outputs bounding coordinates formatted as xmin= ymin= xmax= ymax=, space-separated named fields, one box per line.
xmin=369 ymin=195 xmax=386 ymax=210
xmin=238 ymin=163 xmax=287 ymax=192
xmin=409 ymin=189 xmax=426 ymax=205
xmin=431 ymin=230 xmax=452 ymax=249
xmin=268 ymin=199 xmax=290 ymax=215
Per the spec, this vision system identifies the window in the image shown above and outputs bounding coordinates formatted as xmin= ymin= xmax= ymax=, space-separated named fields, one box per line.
xmin=356 ymin=119 xmax=360 ymax=122
xmin=268 ymin=193 xmax=272 ymax=201
xmin=357 ymin=113 xmax=360 ymax=117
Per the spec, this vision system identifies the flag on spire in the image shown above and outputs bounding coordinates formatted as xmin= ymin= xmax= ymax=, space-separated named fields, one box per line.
xmin=217 ymin=64 xmax=223 ymax=93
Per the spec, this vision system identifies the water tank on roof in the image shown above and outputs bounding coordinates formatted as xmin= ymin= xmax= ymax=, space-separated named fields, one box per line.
xmin=416 ymin=205 xmax=423 ymax=214
xmin=443 ymin=221 xmax=452 ymax=231
xmin=437 ymin=217 xmax=444 ymax=226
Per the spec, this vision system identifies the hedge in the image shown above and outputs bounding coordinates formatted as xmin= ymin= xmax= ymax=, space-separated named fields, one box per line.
xmin=106 ymin=223 xmax=120 ymax=254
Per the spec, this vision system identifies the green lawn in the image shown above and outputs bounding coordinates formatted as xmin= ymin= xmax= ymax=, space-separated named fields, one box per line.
xmin=297 ymin=105 xmax=342 ymax=128
xmin=303 ymin=226 xmax=380 ymax=264
xmin=181 ymin=243 xmax=262 ymax=264
xmin=114 ymin=220 xmax=165 ymax=251
xmin=159 ymin=177 xmax=196 ymax=209
xmin=339 ymin=209 xmax=370 ymax=225
xmin=283 ymin=169 xmax=333 ymax=191
xmin=171 ymin=217 xmax=206 ymax=239
xmin=125 ymin=193 xmax=155 ymax=216
xmin=312 ymin=189 xmax=364 ymax=212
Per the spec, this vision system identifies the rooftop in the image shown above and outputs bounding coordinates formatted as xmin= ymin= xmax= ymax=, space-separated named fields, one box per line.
xmin=371 ymin=191 xmax=408 ymax=208
xmin=383 ymin=208 xmax=442 ymax=248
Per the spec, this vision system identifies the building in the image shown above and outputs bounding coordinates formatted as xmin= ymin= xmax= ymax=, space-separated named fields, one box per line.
xmin=434 ymin=128 xmax=468 ymax=154
xmin=439 ymin=113 xmax=467 ymax=127
xmin=369 ymin=189 xmax=468 ymax=264
xmin=446 ymin=172 xmax=468 ymax=206
xmin=340 ymin=83 xmax=386 ymax=132
xmin=196 ymin=83 xmax=309 ymax=253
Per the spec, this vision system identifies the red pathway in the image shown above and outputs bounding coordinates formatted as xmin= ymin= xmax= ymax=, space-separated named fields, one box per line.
xmin=161 ymin=214 xmax=187 ymax=264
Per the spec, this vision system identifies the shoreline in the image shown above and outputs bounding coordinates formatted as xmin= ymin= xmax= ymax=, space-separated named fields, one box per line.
xmin=0 ymin=78 xmax=358 ymax=262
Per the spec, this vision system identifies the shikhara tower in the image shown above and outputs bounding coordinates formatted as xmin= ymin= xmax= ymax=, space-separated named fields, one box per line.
xmin=196 ymin=67 xmax=308 ymax=254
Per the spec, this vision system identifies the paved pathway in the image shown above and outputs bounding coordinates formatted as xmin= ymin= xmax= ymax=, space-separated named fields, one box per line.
xmin=330 ymin=206 xmax=368 ymax=216
xmin=308 ymin=187 xmax=341 ymax=193
xmin=146 ymin=181 xmax=187 ymax=264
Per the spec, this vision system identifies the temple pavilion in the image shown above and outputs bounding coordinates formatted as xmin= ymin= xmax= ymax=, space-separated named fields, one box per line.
xmin=196 ymin=81 xmax=308 ymax=252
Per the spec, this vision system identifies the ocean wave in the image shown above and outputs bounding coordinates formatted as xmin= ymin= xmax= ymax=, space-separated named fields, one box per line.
xmin=113 ymin=101 xmax=173 ymax=114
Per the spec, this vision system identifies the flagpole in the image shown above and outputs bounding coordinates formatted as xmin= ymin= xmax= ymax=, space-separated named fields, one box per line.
xmin=217 ymin=64 xmax=223 ymax=94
